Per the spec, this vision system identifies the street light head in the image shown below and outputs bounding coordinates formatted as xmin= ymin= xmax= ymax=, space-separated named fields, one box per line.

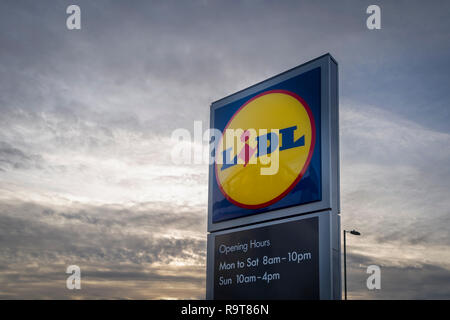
xmin=350 ymin=230 xmax=361 ymax=236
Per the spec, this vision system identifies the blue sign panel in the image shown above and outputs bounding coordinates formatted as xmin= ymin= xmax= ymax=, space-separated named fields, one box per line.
xmin=211 ymin=67 xmax=322 ymax=223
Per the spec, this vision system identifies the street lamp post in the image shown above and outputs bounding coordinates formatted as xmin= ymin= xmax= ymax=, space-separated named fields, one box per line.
xmin=343 ymin=229 xmax=361 ymax=300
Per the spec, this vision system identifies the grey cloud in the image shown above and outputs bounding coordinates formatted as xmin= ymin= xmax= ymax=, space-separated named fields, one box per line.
xmin=2 ymin=1 xmax=449 ymax=133
xmin=372 ymin=213 xmax=450 ymax=246
xmin=0 ymin=141 xmax=43 ymax=170
xmin=0 ymin=107 xmax=176 ymax=175
xmin=0 ymin=200 xmax=206 ymax=263
xmin=0 ymin=264 xmax=206 ymax=299
xmin=346 ymin=252 xmax=450 ymax=299
xmin=83 ymin=270 xmax=204 ymax=283
xmin=0 ymin=199 xmax=206 ymax=299
xmin=340 ymin=105 xmax=450 ymax=248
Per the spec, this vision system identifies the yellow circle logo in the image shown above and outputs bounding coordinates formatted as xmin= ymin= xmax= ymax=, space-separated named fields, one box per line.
xmin=215 ymin=90 xmax=316 ymax=209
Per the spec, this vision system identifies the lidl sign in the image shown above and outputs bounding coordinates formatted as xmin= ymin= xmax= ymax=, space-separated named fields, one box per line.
xmin=216 ymin=89 xmax=317 ymax=210
xmin=210 ymin=67 xmax=322 ymax=223
xmin=206 ymin=54 xmax=341 ymax=300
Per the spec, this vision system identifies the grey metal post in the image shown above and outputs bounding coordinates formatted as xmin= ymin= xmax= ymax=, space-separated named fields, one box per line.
xmin=344 ymin=230 xmax=347 ymax=300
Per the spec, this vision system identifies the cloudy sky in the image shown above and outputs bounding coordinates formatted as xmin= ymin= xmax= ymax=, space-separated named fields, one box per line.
xmin=0 ymin=0 xmax=449 ymax=299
